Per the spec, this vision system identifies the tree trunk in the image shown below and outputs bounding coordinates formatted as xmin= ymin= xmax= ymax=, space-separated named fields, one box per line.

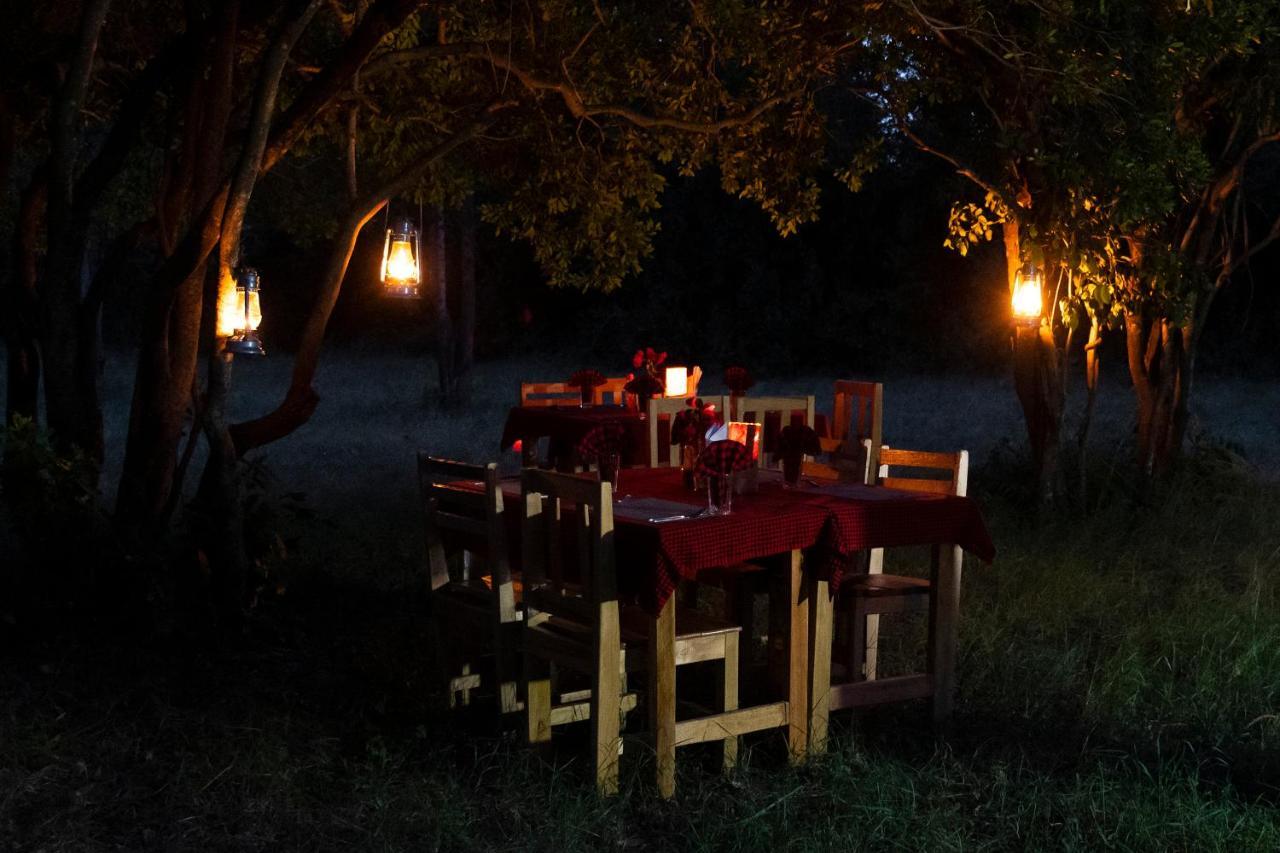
xmin=1075 ymin=316 xmax=1102 ymax=507
xmin=453 ymin=196 xmax=477 ymax=398
xmin=40 ymin=0 xmax=112 ymax=460
xmin=4 ymin=174 xmax=45 ymax=426
xmin=1013 ymin=324 xmax=1066 ymax=505
xmin=432 ymin=207 xmax=456 ymax=405
xmin=1125 ymin=309 xmax=1195 ymax=481
xmin=1005 ymin=218 xmax=1066 ymax=505
xmin=196 ymin=352 xmax=249 ymax=616
xmin=116 ymin=3 xmax=239 ymax=536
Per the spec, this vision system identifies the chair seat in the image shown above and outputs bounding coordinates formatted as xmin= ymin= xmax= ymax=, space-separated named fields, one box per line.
xmin=845 ymin=573 xmax=930 ymax=597
xmin=479 ymin=572 xmax=524 ymax=599
xmin=527 ymin=603 xmax=738 ymax=650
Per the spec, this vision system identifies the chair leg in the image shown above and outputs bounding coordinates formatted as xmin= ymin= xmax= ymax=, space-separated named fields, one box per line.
xmin=864 ymin=548 xmax=884 ymax=681
xmin=864 ymin=611 xmax=880 ymax=682
xmin=725 ymin=573 xmax=760 ymax=665
xmin=850 ymin=599 xmax=868 ymax=683
xmin=496 ymin=620 xmax=523 ymax=715
xmin=649 ymin=599 xmax=677 ymax=799
xmin=594 ymin=603 xmax=623 ymax=797
xmin=720 ymin=632 xmax=740 ymax=771
xmin=525 ymin=653 xmax=552 ymax=744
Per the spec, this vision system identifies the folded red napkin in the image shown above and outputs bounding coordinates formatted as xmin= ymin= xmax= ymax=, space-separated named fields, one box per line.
xmin=696 ymin=439 xmax=754 ymax=476
xmin=774 ymin=424 xmax=821 ymax=463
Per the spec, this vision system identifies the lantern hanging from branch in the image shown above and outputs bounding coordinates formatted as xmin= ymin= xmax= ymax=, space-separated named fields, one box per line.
xmin=381 ymin=217 xmax=422 ymax=298
xmin=1011 ymin=263 xmax=1043 ymax=326
xmin=224 ymin=267 xmax=265 ymax=356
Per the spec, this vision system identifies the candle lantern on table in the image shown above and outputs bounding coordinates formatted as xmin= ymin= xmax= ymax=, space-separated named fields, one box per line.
xmin=663 ymin=366 xmax=688 ymax=398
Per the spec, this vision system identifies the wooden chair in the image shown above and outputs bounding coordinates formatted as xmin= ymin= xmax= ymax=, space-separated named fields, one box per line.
xmin=732 ymin=395 xmax=815 ymax=470
xmin=801 ymin=438 xmax=876 ymax=484
xmin=520 ymin=381 xmax=579 ymax=407
xmin=417 ymin=454 xmax=522 ymax=713
xmin=593 ymin=377 xmax=631 ymax=406
xmin=835 ymin=447 xmax=969 ymax=708
xmin=823 ymin=380 xmax=883 ymax=484
xmin=519 ymin=470 xmax=741 ymax=796
xmin=647 ymin=394 xmax=729 ymax=467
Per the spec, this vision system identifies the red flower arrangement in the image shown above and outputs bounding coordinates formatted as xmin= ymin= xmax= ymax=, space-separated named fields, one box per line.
xmin=724 ymin=365 xmax=755 ymax=395
xmin=633 ymin=347 xmax=668 ymax=383
xmin=623 ymin=372 xmax=664 ymax=399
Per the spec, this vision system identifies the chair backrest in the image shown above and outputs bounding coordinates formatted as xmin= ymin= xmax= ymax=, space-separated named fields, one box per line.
xmin=520 ymin=381 xmax=579 ymax=407
xmin=733 ymin=395 xmax=816 ymax=469
xmin=416 ymin=454 xmax=515 ymax=620
xmin=593 ymin=377 xmax=631 ymax=406
xmin=686 ymin=366 xmax=703 ymax=400
xmin=828 ymin=380 xmax=883 ymax=474
xmin=647 ymin=395 xmax=729 ymax=467
xmin=520 ymin=469 xmax=619 ymax=626
xmin=875 ymin=446 xmax=968 ymax=498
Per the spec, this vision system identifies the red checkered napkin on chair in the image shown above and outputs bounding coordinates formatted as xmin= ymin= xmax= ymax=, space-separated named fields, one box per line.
xmin=773 ymin=423 xmax=821 ymax=464
xmin=577 ymin=422 xmax=627 ymax=458
xmin=695 ymin=439 xmax=754 ymax=476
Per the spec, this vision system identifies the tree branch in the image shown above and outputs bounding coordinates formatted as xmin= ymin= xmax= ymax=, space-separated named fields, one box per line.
xmin=262 ymin=0 xmax=424 ymax=172
xmin=221 ymin=0 xmax=323 ymax=271
xmin=367 ymin=42 xmax=807 ymax=133
xmin=230 ymin=101 xmax=514 ymax=453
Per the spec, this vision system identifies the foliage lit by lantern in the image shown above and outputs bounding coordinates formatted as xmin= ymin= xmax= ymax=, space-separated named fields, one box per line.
xmin=224 ymin=267 xmax=265 ymax=356
xmin=1012 ymin=264 xmax=1043 ymax=325
xmin=381 ymin=218 xmax=422 ymax=298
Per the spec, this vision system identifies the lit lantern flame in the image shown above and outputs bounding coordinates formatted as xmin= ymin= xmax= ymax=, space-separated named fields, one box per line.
xmin=235 ymin=289 xmax=263 ymax=332
xmin=224 ymin=267 xmax=266 ymax=356
xmin=385 ymin=239 xmax=417 ymax=281
xmin=1012 ymin=265 xmax=1043 ymax=325
xmin=664 ymin=366 xmax=688 ymax=398
xmin=381 ymin=219 xmax=421 ymax=298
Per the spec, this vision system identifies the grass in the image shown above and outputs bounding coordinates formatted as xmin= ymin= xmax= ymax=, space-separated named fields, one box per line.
xmin=4 ymin=351 xmax=1280 ymax=850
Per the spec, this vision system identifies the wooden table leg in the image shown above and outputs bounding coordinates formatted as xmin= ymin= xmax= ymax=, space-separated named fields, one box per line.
xmin=520 ymin=436 xmax=537 ymax=467
xmin=785 ymin=549 xmax=809 ymax=763
xmin=928 ymin=544 xmax=963 ymax=724
xmin=649 ymin=595 xmax=677 ymax=798
xmin=807 ymin=571 xmax=833 ymax=755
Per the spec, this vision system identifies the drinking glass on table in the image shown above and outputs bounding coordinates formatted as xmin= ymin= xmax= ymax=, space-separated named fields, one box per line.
xmin=599 ymin=451 xmax=622 ymax=494
xmin=706 ymin=473 xmax=733 ymax=516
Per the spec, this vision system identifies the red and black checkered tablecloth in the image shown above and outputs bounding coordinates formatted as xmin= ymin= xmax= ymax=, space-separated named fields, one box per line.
xmin=470 ymin=466 xmax=994 ymax=614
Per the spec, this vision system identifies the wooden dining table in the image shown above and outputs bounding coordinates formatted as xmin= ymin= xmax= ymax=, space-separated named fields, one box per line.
xmin=500 ymin=404 xmax=650 ymax=468
xmin=468 ymin=464 xmax=994 ymax=793
xmin=499 ymin=403 xmax=837 ymax=470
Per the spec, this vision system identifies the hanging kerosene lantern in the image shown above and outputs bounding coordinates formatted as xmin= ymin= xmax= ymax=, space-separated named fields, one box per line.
xmin=224 ymin=266 xmax=265 ymax=356
xmin=381 ymin=216 xmax=422 ymax=299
